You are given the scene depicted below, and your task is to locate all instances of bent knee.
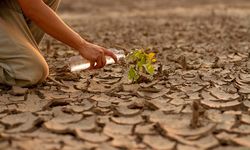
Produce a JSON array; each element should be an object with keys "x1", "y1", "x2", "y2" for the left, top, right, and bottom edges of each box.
[
  {"x1": 15, "y1": 57, "x2": 50, "y2": 86},
  {"x1": 4, "y1": 58, "x2": 49, "y2": 87},
  {"x1": 28, "y1": 59, "x2": 49, "y2": 85}
]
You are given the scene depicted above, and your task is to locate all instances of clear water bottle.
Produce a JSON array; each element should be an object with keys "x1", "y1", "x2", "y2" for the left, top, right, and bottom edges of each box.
[{"x1": 69, "y1": 48, "x2": 125, "y2": 72}]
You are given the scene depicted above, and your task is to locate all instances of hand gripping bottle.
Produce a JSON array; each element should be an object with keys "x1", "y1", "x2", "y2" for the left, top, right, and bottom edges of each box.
[{"x1": 69, "y1": 48, "x2": 125, "y2": 72}]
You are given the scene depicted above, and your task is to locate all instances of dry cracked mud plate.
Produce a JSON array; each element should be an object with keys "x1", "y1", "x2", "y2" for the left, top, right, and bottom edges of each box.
[
  {"x1": 137, "y1": 88, "x2": 169, "y2": 99},
  {"x1": 135, "y1": 123, "x2": 157, "y2": 135},
  {"x1": 235, "y1": 73, "x2": 250, "y2": 94},
  {"x1": 110, "y1": 115, "x2": 144, "y2": 125},
  {"x1": 232, "y1": 135, "x2": 250, "y2": 148},
  {"x1": 201, "y1": 99, "x2": 241, "y2": 110},
  {"x1": 9, "y1": 86, "x2": 28, "y2": 96},
  {"x1": 114, "y1": 105, "x2": 142, "y2": 116},
  {"x1": 208, "y1": 87, "x2": 240, "y2": 101},
  {"x1": 76, "y1": 129, "x2": 110, "y2": 143},
  {"x1": 150, "y1": 111, "x2": 216, "y2": 137},
  {"x1": 169, "y1": 133, "x2": 219, "y2": 149},
  {"x1": 103, "y1": 121, "x2": 133, "y2": 137},
  {"x1": 1, "y1": 112, "x2": 41, "y2": 133},
  {"x1": 111, "y1": 135, "x2": 145, "y2": 149},
  {"x1": 143, "y1": 135, "x2": 176, "y2": 150},
  {"x1": 44, "y1": 115, "x2": 96, "y2": 134}
]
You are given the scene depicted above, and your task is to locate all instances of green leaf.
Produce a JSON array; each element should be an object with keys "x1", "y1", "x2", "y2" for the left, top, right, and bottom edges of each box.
[
  {"x1": 144, "y1": 63, "x2": 155, "y2": 75},
  {"x1": 126, "y1": 48, "x2": 157, "y2": 82},
  {"x1": 137, "y1": 61, "x2": 143, "y2": 68},
  {"x1": 148, "y1": 52, "x2": 155, "y2": 60},
  {"x1": 134, "y1": 50, "x2": 143, "y2": 59},
  {"x1": 128, "y1": 66, "x2": 139, "y2": 81},
  {"x1": 152, "y1": 58, "x2": 157, "y2": 63}
]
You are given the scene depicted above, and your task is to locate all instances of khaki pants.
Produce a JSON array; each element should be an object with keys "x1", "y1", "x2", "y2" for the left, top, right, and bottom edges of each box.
[{"x1": 0, "y1": 0, "x2": 60, "y2": 87}]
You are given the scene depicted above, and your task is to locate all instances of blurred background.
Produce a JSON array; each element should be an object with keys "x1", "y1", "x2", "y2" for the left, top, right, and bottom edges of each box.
[
  {"x1": 55, "y1": 0, "x2": 250, "y2": 50},
  {"x1": 59, "y1": 0, "x2": 250, "y2": 14}
]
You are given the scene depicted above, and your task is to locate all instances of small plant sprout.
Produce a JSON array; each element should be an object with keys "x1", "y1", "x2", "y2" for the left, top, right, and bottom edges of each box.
[{"x1": 127, "y1": 49, "x2": 157, "y2": 83}]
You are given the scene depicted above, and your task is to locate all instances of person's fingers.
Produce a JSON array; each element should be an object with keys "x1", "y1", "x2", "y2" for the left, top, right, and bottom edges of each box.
[
  {"x1": 103, "y1": 48, "x2": 118, "y2": 63},
  {"x1": 102, "y1": 53, "x2": 107, "y2": 66},
  {"x1": 94, "y1": 55, "x2": 105, "y2": 69},
  {"x1": 88, "y1": 61, "x2": 95, "y2": 70}
]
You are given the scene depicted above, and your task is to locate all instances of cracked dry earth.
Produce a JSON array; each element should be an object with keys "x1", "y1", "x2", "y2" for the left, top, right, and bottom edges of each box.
[{"x1": 1, "y1": 0, "x2": 250, "y2": 150}]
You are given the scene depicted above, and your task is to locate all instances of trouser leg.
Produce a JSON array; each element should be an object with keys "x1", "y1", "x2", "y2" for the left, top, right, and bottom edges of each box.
[{"x1": 0, "y1": 0, "x2": 49, "y2": 87}]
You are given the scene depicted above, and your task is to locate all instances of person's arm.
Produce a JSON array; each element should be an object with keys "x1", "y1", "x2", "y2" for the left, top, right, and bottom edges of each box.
[{"x1": 17, "y1": 0, "x2": 117, "y2": 69}]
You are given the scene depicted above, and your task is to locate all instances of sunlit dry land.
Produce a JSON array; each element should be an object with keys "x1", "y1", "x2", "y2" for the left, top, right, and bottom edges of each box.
[{"x1": 1, "y1": 0, "x2": 250, "y2": 149}]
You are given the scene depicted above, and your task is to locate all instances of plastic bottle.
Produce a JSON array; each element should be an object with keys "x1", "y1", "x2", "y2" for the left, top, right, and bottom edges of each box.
[{"x1": 69, "y1": 48, "x2": 125, "y2": 72}]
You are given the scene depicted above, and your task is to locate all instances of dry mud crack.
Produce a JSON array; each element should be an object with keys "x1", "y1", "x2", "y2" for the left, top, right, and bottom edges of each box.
[{"x1": 1, "y1": 0, "x2": 250, "y2": 150}]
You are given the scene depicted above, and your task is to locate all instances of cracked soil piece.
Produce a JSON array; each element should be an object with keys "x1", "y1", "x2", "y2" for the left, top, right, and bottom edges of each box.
[
  {"x1": 91, "y1": 94, "x2": 111, "y2": 102},
  {"x1": 241, "y1": 114, "x2": 250, "y2": 124},
  {"x1": 111, "y1": 135, "x2": 144, "y2": 149},
  {"x1": 201, "y1": 99, "x2": 241, "y2": 110},
  {"x1": 150, "y1": 111, "x2": 216, "y2": 137},
  {"x1": 115, "y1": 105, "x2": 141, "y2": 116},
  {"x1": 9, "y1": 86, "x2": 28, "y2": 96},
  {"x1": 177, "y1": 144, "x2": 200, "y2": 150},
  {"x1": 238, "y1": 73, "x2": 250, "y2": 83},
  {"x1": 170, "y1": 98, "x2": 185, "y2": 106},
  {"x1": 243, "y1": 100, "x2": 250, "y2": 109},
  {"x1": 87, "y1": 80, "x2": 112, "y2": 93},
  {"x1": 231, "y1": 124, "x2": 250, "y2": 134},
  {"x1": 122, "y1": 84, "x2": 140, "y2": 92},
  {"x1": 145, "y1": 99, "x2": 182, "y2": 112},
  {"x1": 103, "y1": 122, "x2": 133, "y2": 137},
  {"x1": 111, "y1": 115, "x2": 144, "y2": 125},
  {"x1": 143, "y1": 135, "x2": 176, "y2": 150},
  {"x1": 135, "y1": 123, "x2": 156, "y2": 135},
  {"x1": 162, "y1": 122, "x2": 216, "y2": 137},
  {"x1": 51, "y1": 113, "x2": 82, "y2": 124},
  {"x1": 180, "y1": 84, "x2": 204, "y2": 94},
  {"x1": 137, "y1": 89, "x2": 169, "y2": 99},
  {"x1": 50, "y1": 107, "x2": 83, "y2": 124},
  {"x1": 232, "y1": 135, "x2": 250, "y2": 148},
  {"x1": 15, "y1": 94, "x2": 50, "y2": 112},
  {"x1": 215, "y1": 132, "x2": 237, "y2": 144},
  {"x1": 1, "y1": 112, "x2": 40, "y2": 133},
  {"x1": 193, "y1": 134, "x2": 219, "y2": 149},
  {"x1": 76, "y1": 129, "x2": 110, "y2": 143},
  {"x1": 96, "y1": 143, "x2": 119, "y2": 150},
  {"x1": 172, "y1": 134, "x2": 219, "y2": 149},
  {"x1": 63, "y1": 105, "x2": 86, "y2": 113},
  {"x1": 15, "y1": 139, "x2": 63, "y2": 150},
  {"x1": 208, "y1": 87, "x2": 240, "y2": 101},
  {"x1": 97, "y1": 101, "x2": 112, "y2": 108},
  {"x1": 205, "y1": 109, "x2": 235, "y2": 124},
  {"x1": 44, "y1": 116, "x2": 96, "y2": 133}
]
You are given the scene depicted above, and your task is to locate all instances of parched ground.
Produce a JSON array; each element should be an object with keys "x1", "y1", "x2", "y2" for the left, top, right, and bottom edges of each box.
[{"x1": 1, "y1": 0, "x2": 250, "y2": 149}]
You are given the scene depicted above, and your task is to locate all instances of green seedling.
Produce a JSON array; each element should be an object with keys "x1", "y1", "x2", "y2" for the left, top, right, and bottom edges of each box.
[{"x1": 127, "y1": 49, "x2": 157, "y2": 83}]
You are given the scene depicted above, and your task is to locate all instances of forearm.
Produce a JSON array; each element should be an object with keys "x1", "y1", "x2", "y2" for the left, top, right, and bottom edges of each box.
[{"x1": 18, "y1": 0, "x2": 86, "y2": 50}]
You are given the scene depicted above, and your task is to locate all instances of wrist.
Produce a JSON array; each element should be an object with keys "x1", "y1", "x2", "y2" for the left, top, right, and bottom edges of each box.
[{"x1": 74, "y1": 35, "x2": 88, "y2": 51}]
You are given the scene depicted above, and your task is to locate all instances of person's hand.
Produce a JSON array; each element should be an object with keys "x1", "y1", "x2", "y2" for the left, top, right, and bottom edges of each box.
[{"x1": 78, "y1": 41, "x2": 118, "y2": 69}]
